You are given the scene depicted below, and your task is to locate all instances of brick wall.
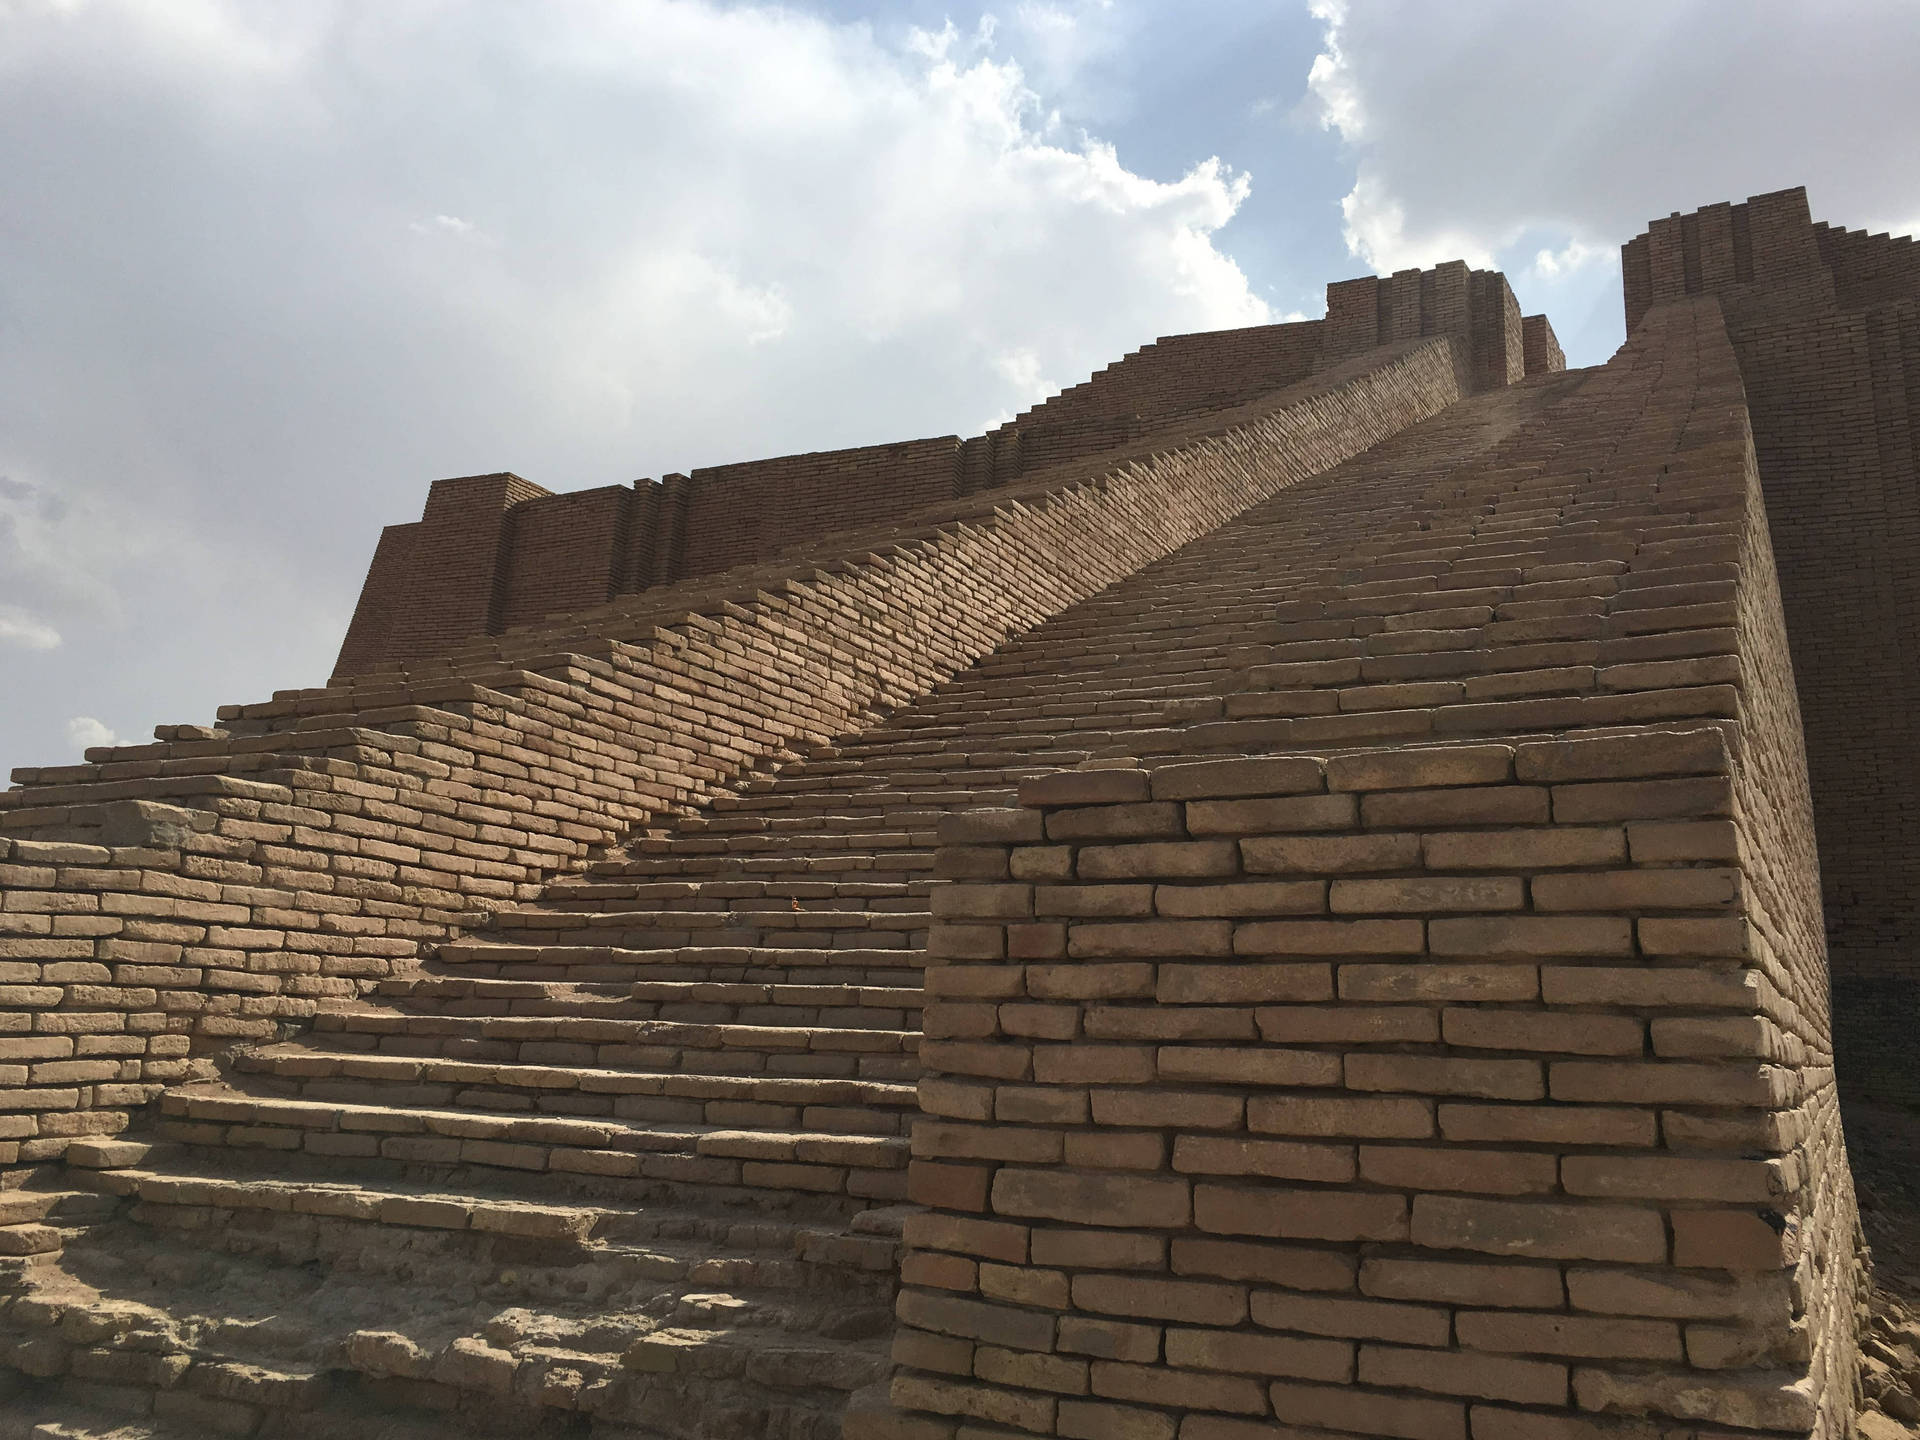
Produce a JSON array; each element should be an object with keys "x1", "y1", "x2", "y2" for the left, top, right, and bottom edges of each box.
[
  {"x1": 1622, "y1": 186, "x2": 1920, "y2": 1103},
  {"x1": 868, "y1": 732, "x2": 1851, "y2": 1440},
  {"x1": 1522, "y1": 315, "x2": 1565, "y2": 377},
  {"x1": 331, "y1": 267, "x2": 1511, "y2": 678},
  {"x1": 495, "y1": 484, "x2": 632, "y2": 631},
  {"x1": 971, "y1": 322, "x2": 1327, "y2": 490},
  {"x1": 2, "y1": 334, "x2": 1475, "y2": 1165},
  {"x1": 855, "y1": 295, "x2": 1863, "y2": 1439},
  {"x1": 676, "y1": 437, "x2": 963, "y2": 579}
]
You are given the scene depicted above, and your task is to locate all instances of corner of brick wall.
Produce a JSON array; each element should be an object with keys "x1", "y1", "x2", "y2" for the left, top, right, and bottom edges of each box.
[{"x1": 863, "y1": 724, "x2": 1857, "y2": 1439}]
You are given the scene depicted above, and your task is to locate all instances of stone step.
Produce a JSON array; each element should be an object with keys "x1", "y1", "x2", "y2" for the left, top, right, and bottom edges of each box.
[
  {"x1": 154, "y1": 1086, "x2": 910, "y2": 1201},
  {"x1": 422, "y1": 942, "x2": 925, "y2": 985},
  {"x1": 422, "y1": 940, "x2": 929, "y2": 990},
  {"x1": 231, "y1": 1046, "x2": 917, "y2": 1134},
  {"x1": 334, "y1": 996, "x2": 919, "y2": 1076}
]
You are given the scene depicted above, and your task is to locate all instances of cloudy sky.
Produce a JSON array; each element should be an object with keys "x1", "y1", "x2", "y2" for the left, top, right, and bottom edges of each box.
[{"x1": 3, "y1": 0, "x2": 1916, "y2": 774}]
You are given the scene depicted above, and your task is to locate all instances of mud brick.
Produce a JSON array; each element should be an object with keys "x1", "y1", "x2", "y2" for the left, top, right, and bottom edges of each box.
[
  {"x1": 905, "y1": 1212, "x2": 1029, "y2": 1264},
  {"x1": 1569, "y1": 1367, "x2": 1815, "y2": 1432},
  {"x1": 1010, "y1": 846, "x2": 1075, "y2": 881},
  {"x1": 1257, "y1": 1005, "x2": 1440, "y2": 1044},
  {"x1": 1236, "y1": 919, "x2": 1424, "y2": 955},
  {"x1": 895, "y1": 1327, "x2": 977, "y2": 1375},
  {"x1": 1514, "y1": 730, "x2": 1727, "y2": 782},
  {"x1": 1530, "y1": 868, "x2": 1740, "y2": 911},
  {"x1": 1020, "y1": 770, "x2": 1151, "y2": 807},
  {"x1": 1250, "y1": 1094, "x2": 1433, "y2": 1139},
  {"x1": 1539, "y1": 964, "x2": 1756, "y2": 1009},
  {"x1": 1250, "y1": 1290, "x2": 1449, "y2": 1347},
  {"x1": 1266, "y1": 1379, "x2": 1466, "y2": 1440},
  {"x1": 1172, "y1": 1135, "x2": 1354, "y2": 1183},
  {"x1": 1437, "y1": 1104, "x2": 1658, "y2": 1147},
  {"x1": 1339, "y1": 964, "x2": 1538, "y2": 1003},
  {"x1": 975, "y1": 1344, "x2": 1088, "y2": 1394},
  {"x1": 933, "y1": 884, "x2": 1033, "y2": 919},
  {"x1": 1087, "y1": 1006, "x2": 1259, "y2": 1041},
  {"x1": 1411, "y1": 1196, "x2": 1666, "y2": 1263},
  {"x1": 943, "y1": 810, "x2": 1046, "y2": 845},
  {"x1": 1057, "y1": 1316, "x2": 1161, "y2": 1364},
  {"x1": 1172, "y1": 1237, "x2": 1356, "y2": 1292},
  {"x1": 1420, "y1": 827, "x2": 1625, "y2": 870},
  {"x1": 1560, "y1": 1155, "x2": 1781, "y2": 1203},
  {"x1": 1242, "y1": 833, "x2": 1421, "y2": 874},
  {"x1": 1194, "y1": 1182, "x2": 1408, "y2": 1242},
  {"x1": 992, "y1": 1169, "x2": 1190, "y2": 1228},
  {"x1": 1159, "y1": 964, "x2": 1332, "y2": 1004},
  {"x1": 1090, "y1": 1359, "x2": 1267, "y2": 1414},
  {"x1": 1028, "y1": 962, "x2": 1155, "y2": 999},
  {"x1": 1327, "y1": 745, "x2": 1513, "y2": 791},
  {"x1": 1092, "y1": 1089, "x2": 1243, "y2": 1130},
  {"x1": 1035, "y1": 883, "x2": 1155, "y2": 918},
  {"x1": 1152, "y1": 758, "x2": 1327, "y2": 802},
  {"x1": 995, "y1": 1085, "x2": 1087, "y2": 1125},
  {"x1": 1455, "y1": 1309, "x2": 1683, "y2": 1361},
  {"x1": 1439, "y1": 1008, "x2": 1643, "y2": 1055},
  {"x1": 909, "y1": 1161, "x2": 991, "y2": 1213},
  {"x1": 1156, "y1": 880, "x2": 1326, "y2": 917},
  {"x1": 1357, "y1": 1145, "x2": 1558, "y2": 1196},
  {"x1": 1362, "y1": 786, "x2": 1548, "y2": 828},
  {"x1": 1187, "y1": 793, "x2": 1355, "y2": 836},
  {"x1": 904, "y1": 1252, "x2": 977, "y2": 1292},
  {"x1": 1031, "y1": 1229, "x2": 1166, "y2": 1272},
  {"x1": 1164, "y1": 1325, "x2": 1354, "y2": 1382},
  {"x1": 1074, "y1": 1275, "x2": 1248, "y2": 1327},
  {"x1": 1548, "y1": 1060, "x2": 1767, "y2": 1107},
  {"x1": 1080, "y1": 842, "x2": 1239, "y2": 880},
  {"x1": 939, "y1": 845, "x2": 1014, "y2": 881},
  {"x1": 896, "y1": 1290, "x2": 1057, "y2": 1352},
  {"x1": 1331, "y1": 876, "x2": 1525, "y2": 913},
  {"x1": 1360, "y1": 1257, "x2": 1564, "y2": 1309},
  {"x1": 1635, "y1": 917, "x2": 1752, "y2": 957},
  {"x1": 1034, "y1": 1043, "x2": 1153, "y2": 1084},
  {"x1": 1669, "y1": 1210, "x2": 1793, "y2": 1270},
  {"x1": 916, "y1": 1121, "x2": 1062, "y2": 1164},
  {"x1": 1056, "y1": 1399, "x2": 1176, "y2": 1440},
  {"x1": 1071, "y1": 920, "x2": 1232, "y2": 959},
  {"x1": 1157, "y1": 1045, "x2": 1342, "y2": 1086},
  {"x1": 1429, "y1": 915, "x2": 1632, "y2": 957},
  {"x1": 890, "y1": 1371, "x2": 1055, "y2": 1431},
  {"x1": 1347, "y1": 1053, "x2": 1543, "y2": 1100},
  {"x1": 1548, "y1": 777, "x2": 1731, "y2": 823},
  {"x1": 1564, "y1": 1266, "x2": 1790, "y2": 1321},
  {"x1": 1359, "y1": 1344, "x2": 1567, "y2": 1406},
  {"x1": 1624, "y1": 818, "x2": 1739, "y2": 862},
  {"x1": 1048, "y1": 803, "x2": 1185, "y2": 842}
]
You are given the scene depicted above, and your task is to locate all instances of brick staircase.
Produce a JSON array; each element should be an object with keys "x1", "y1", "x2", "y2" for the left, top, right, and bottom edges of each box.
[
  {"x1": 1, "y1": 297, "x2": 1789, "y2": 1438},
  {"x1": 0, "y1": 356, "x2": 1598, "y2": 1436}
]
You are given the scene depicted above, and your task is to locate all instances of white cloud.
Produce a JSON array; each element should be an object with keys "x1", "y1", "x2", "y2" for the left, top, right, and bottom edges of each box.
[
  {"x1": 0, "y1": 606, "x2": 61, "y2": 651},
  {"x1": 65, "y1": 715, "x2": 121, "y2": 752},
  {"x1": 0, "y1": 0, "x2": 1273, "y2": 771},
  {"x1": 1529, "y1": 238, "x2": 1612, "y2": 284},
  {"x1": 1299, "y1": 0, "x2": 1920, "y2": 358}
]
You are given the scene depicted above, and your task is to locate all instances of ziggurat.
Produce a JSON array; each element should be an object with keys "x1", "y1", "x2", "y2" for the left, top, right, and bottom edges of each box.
[{"x1": 0, "y1": 184, "x2": 1915, "y2": 1439}]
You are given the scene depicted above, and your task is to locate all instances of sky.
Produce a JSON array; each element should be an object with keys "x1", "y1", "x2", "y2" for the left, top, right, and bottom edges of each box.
[{"x1": 3, "y1": 0, "x2": 1917, "y2": 774}]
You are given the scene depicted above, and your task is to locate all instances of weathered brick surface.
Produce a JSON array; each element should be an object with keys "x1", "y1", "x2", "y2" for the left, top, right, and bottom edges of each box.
[
  {"x1": 880, "y1": 293, "x2": 1863, "y2": 1440},
  {"x1": 0, "y1": 204, "x2": 1892, "y2": 1439},
  {"x1": 1625, "y1": 185, "x2": 1920, "y2": 1106}
]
